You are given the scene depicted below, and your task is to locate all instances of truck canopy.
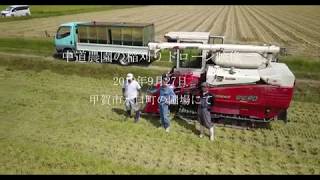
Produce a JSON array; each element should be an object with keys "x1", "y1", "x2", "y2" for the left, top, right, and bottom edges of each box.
[{"x1": 77, "y1": 22, "x2": 155, "y2": 47}]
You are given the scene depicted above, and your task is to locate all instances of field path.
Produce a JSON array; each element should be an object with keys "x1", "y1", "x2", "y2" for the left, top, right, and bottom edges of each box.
[{"x1": 0, "y1": 52, "x2": 171, "y2": 71}]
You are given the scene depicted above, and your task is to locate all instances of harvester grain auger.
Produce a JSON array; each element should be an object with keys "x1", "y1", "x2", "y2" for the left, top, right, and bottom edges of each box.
[{"x1": 144, "y1": 39, "x2": 295, "y2": 128}]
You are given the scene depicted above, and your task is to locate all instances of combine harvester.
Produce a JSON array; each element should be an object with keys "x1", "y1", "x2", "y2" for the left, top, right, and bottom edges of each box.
[
  {"x1": 144, "y1": 32, "x2": 295, "y2": 128},
  {"x1": 54, "y1": 22, "x2": 295, "y2": 127}
]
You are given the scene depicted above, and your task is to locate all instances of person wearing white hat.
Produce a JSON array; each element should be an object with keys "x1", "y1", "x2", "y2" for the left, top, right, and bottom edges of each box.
[{"x1": 122, "y1": 73, "x2": 141, "y2": 122}]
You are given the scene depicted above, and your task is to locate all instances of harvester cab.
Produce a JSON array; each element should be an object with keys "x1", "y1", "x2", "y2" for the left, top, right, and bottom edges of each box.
[{"x1": 164, "y1": 31, "x2": 224, "y2": 44}]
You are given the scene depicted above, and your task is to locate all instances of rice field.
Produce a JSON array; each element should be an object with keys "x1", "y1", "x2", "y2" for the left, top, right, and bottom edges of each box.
[
  {"x1": 0, "y1": 55, "x2": 319, "y2": 174},
  {"x1": 0, "y1": 5, "x2": 320, "y2": 174},
  {"x1": 0, "y1": 5, "x2": 319, "y2": 56}
]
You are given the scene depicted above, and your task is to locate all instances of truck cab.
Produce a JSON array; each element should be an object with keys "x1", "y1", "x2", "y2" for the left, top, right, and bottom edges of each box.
[{"x1": 54, "y1": 22, "x2": 81, "y2": 55}]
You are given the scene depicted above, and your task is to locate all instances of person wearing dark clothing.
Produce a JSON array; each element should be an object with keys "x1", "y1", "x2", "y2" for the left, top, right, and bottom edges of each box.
[{"x1": 197, "y1": 82, "x2": 215, "y2": 141}]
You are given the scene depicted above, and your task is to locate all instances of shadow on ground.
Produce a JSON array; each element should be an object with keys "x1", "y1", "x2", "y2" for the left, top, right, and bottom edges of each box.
[
  {"x1": 111, "y1": 107, "x2": 160, "y2": 127},
  {"x1": 112, "y1": 107, "x2": 199, "y2": 135},
  {"x1": 173, "y1": 115, "x2": 199, "y2": 135}
]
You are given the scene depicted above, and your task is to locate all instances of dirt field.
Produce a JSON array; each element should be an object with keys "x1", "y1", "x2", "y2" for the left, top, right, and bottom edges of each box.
[{"x1": 0, "y1": 5, "x2": 319, "y2": 56}]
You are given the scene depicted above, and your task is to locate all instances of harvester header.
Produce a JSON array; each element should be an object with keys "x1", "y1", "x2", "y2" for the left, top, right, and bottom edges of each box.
[{"x1": 148, "y1": 42, "x2": 280, "y2": 54}]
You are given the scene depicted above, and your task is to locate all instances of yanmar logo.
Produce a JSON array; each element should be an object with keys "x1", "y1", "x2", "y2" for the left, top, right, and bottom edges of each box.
[
  {"x1": 236, "y1": 95, "x2": 258, "y2": 102},
  {"x1": 214, "y1": 94, "x2": 231, "y2": 99}
]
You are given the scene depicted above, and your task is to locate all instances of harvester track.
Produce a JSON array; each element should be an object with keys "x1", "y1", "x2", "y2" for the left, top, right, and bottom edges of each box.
[{"x1": 176, "y1": 108, "x2": 271, "y2": 129}]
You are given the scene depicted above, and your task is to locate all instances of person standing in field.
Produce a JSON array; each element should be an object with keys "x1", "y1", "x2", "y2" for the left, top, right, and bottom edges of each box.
[
  {"x1": 159, "y1": 74, "x2": 177, "y2": 133},
  {"x1": 198, "y1": 82, "x2": 215, "y2": 141},
  {"x1": 122, "y1": 73, "x2": 141, "y2": 123},
  {"x1": 149, "y1": 74, "x2": 176, "y2": 132}
]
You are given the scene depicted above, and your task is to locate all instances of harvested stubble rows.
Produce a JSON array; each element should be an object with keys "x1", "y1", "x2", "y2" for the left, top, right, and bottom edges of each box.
[{"x1": 0, "y1": 5, "x2": 319, "y2": 56}]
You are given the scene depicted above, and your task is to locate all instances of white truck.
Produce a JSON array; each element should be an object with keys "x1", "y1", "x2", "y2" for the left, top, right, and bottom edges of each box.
[
  {"x1": 54, "y1": 21, "x2": 156, "y2": 65},
  {"x1": 54, "y1": 21, "x2": 225, "y2": 65}
]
